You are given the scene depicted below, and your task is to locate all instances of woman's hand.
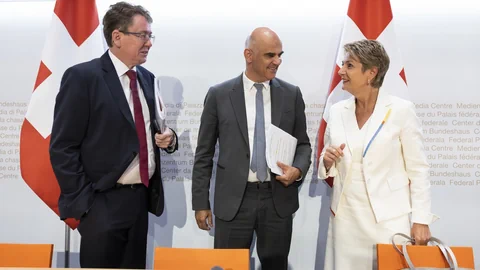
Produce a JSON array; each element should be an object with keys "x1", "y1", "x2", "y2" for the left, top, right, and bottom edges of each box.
[
  {"x1": 411, "y1": 223, "x2": 431, "y2": 245},
  {"x1": 323, "y1": 143, "x2": 346, "y2": 171}
]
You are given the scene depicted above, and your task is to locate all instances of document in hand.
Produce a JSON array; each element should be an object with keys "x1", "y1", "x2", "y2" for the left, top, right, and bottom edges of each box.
[
  {"x1": 266, "y1": 125, "x2": 297, "y2": 175},
  {"x1": 154, "y1": 77, "x2": 167, "y2": 133}
]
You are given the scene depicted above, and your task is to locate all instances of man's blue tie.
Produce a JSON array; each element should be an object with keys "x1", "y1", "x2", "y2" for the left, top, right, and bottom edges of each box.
[{"x1": 250, "y1": 83, "x2": 268, "y2": 182}]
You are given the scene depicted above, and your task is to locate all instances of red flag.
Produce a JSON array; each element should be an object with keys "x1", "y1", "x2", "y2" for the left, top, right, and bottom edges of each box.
[
  {"x1": 316, "y1": 0, "x2": 409, "y2": 187},
  {"x1": 20, "y1": 0, "x2": 104, "y2": 229}
]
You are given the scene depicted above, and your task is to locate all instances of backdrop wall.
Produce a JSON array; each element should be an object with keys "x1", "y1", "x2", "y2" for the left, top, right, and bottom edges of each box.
[{"x1": 1, "y1": 0, "x2": 479, "y2": 269}]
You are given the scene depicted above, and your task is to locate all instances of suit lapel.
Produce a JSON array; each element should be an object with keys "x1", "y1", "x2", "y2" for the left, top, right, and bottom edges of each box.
[
  {"x1": 341, "y1": 97, "x2": 356, "y2": 156},
  {"x1": 362, "y1": 91, "x2": 392, "y2": 157},
  {"x1": 137, "y1": 68, "x2": 154, "y2": 115},
  {"x1": 101, "y1": 52, "x2": 135, "y2": 129},
  {"x1": 229, "y1": 75, "x2": 249, "y2": 147},
  {"x1": 270, "y1": 78, "x2": 284, "y2": 127}
]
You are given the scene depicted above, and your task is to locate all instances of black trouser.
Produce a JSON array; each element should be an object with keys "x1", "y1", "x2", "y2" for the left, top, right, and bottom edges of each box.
[
  {"x1": 214, "y1": 182, "x2": 293, "y2": 270},
  {"x1": 77, "y1": 184, "x2": 148, "y2": 269}
]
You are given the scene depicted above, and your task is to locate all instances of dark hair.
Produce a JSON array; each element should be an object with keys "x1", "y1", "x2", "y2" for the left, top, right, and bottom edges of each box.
[{"x1": 103, "y1": 1, "x2": 153, "y2": 47}]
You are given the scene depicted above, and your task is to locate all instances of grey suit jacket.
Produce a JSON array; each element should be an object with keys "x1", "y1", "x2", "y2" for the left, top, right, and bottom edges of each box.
[{"x1": 192, "y1": 74, "x2": 311, "y2": 221}]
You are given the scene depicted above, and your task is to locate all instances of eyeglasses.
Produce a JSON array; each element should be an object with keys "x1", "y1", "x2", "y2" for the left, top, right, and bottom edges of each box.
[{"x1": 120, "y1": 31, "x2": 155, "y2": 44}]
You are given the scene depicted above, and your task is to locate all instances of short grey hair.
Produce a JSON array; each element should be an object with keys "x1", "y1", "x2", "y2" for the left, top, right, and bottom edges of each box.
[{"x1": 343, "y1": 39, "x2": 390, "y2": 88}]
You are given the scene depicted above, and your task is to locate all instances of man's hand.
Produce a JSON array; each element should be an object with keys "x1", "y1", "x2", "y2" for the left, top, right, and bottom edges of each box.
[
  {"x1": 195, "y1": 210, "x2": 213, "y2": 231},
  {"x1": 155, "y1": 128, "x2": 174, "y2": 149},
  {"x1": 411, "y1": 223, "x2": 431, "y2": 245},
  {"x1": 275, "y1": 162, "x2": 301, "y2": 187}
]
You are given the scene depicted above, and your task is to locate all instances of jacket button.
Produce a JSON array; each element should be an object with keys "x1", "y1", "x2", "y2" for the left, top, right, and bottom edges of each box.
[{"x1": 246, "y1": 153, "x2": 250, "y2": 158}]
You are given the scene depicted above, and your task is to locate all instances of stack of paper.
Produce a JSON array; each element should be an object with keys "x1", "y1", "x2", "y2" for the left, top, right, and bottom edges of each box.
[
  {"x1": 154, "y1": 77, "x2": 167, "y2": 133},
  {"x1": 266, "y1": 125, "x2": 297, "y2": 175}
]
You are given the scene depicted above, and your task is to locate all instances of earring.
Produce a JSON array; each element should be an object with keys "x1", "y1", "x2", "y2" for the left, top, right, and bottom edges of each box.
[{"x1": 367, "y1": 79, "x2": 371, "y2": 85}]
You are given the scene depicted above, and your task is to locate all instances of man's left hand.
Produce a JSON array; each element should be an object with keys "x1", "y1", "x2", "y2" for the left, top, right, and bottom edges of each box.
[
  {"x1": 411, "y1": 223, "x2": 431, "y2": 245},
  {"x1": 155, "y1": 128, "x2": 174, "y2": 149},
  {"x1": 275, "y1": 162, "x2": 301, "y2": 187}
]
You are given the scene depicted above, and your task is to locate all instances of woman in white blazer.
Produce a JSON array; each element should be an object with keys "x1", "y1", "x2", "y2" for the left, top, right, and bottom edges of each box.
[{"x1": 319, "y1": 39, "x2": 438, "y2": 270}]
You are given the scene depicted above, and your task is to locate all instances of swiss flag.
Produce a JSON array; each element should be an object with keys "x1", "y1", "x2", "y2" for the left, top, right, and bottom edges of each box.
[
  {"x1": 316, "y1": 0, "x2": 409, "y2": 187},
  {"x1": 19, "y1": 0, "x2": 105, "y2": 229}
]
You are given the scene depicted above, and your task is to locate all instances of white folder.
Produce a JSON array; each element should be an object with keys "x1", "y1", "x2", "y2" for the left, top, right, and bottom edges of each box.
[{"x1": 153, "y1": 77, "x2": 167, "y2": 133}]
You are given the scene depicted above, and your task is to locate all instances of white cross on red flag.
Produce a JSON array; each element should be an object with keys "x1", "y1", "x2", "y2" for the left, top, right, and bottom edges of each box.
[
  {"x1": 316, "y1": 0, "x2": 409, "y2": 187},
  {"x1": 19, "y1": 0, "x2": 105, "y2": 229}
]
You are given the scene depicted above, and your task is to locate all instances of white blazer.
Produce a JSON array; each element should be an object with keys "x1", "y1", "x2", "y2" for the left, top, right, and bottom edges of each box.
[{"x1": 318, "y1": 91, "x2": 438, "y2": 224}]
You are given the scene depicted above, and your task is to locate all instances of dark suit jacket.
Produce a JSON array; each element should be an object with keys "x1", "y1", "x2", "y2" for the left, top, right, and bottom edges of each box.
[
  {"x1": 49, "y1": 51, "x2": 177, "y2": 220},
  {"x1": 192, "y1": 74, "x2": 312, "y2": 221}
]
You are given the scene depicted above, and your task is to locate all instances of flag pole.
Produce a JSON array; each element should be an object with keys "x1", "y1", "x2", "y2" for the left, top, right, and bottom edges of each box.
[{"x1": 64, "y1": 224, "x2": 71, "y2": 268}]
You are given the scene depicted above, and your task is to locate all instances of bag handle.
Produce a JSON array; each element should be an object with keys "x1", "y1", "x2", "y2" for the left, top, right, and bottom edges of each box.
[
  {"x1": 429, "y1": 237, "x2": 459, "y2": 269},
  {"x1": 391, "y1": 233, "x2": 458, "y2": 270},
  {"x1": 391, "y1": 233, "x2": 416, "y2": 269},
  {"x1": 392, "y1": 233, "x2": 413, "y2": 256}
]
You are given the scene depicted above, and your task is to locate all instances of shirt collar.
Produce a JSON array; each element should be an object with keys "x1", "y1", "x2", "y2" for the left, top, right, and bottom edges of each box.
[
  {"x1": 242, "y1": 72, "x2": 269, "y2": 91},
  {"x1": 108, "y1": 50, "x2": 137, "y2": 77}
]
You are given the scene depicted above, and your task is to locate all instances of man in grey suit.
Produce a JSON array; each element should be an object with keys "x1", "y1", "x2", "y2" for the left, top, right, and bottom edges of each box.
[{"x1": 192, "y1": 27, "x2": 311, "y2": 270}]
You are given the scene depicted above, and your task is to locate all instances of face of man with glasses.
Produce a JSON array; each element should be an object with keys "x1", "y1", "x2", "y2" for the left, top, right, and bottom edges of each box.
[{"x1": 115, "y1": 14, "x2": 155, "y2": 68}]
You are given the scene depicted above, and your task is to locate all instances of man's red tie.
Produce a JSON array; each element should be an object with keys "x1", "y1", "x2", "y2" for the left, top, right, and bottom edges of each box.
[{"x1": 126, "y1": 70, "x2": 149, "y2": 187}]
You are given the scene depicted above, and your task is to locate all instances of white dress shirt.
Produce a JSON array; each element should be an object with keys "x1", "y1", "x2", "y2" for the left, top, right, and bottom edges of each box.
[
  {"x1": 243, "y1": 72, "x2": 272, "y2": 182},
  {"x1": 109, "y1": 50, "x2": 156, "y2": 185}
]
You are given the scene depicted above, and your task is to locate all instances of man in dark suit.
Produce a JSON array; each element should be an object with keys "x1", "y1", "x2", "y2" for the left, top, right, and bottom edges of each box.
[
  {"x1": 49, "y1": 2, "x2": 177, "y2": 269},
  {"x1": 192, "y1": 27, "x2": 311, "y2": 270}
]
